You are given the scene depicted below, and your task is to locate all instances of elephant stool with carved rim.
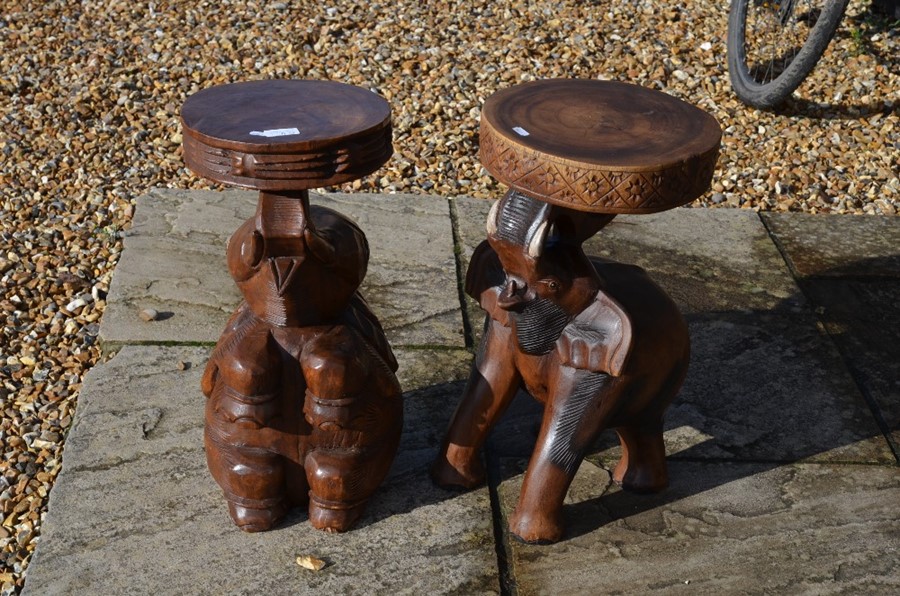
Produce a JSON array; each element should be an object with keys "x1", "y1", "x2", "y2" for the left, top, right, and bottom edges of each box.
[
  {"x1": 181, "y1": 80, "x2": 402, "y2": 534},
  {"x1": 432, "y1": 79, "x2": 721, "y2": 544}
]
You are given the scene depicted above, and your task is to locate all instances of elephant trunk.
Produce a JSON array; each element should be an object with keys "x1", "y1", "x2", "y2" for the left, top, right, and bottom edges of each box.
[{"x1": 497, "y1": 277, "x2": 532, "y2": 311}]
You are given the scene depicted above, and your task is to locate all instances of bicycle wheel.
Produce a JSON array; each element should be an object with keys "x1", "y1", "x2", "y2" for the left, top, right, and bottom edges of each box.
[{"x1": 727, "y1": 0, "x2": 849, "y2": 109}]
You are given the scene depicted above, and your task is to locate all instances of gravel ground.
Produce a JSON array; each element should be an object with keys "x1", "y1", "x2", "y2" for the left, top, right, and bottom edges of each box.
[{"x1": 0, "y1": 0, "x2": 897, "y2": 591}]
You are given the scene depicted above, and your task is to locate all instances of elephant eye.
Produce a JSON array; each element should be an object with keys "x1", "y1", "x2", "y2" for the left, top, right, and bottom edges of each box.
[{"x1": 545, "y1": 279, "x2": 560, "y2": 292}]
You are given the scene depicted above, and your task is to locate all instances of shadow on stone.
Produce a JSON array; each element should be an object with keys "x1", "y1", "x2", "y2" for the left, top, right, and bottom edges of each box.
[{"x1": 469, "y1": 254, "x2": 898, "y2": 545}]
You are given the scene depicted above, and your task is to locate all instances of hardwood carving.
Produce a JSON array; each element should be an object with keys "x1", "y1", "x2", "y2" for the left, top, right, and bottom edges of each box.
[
  {"x1": 182, "y1": 80, "x2": 401, "y2": 533},
  {"x1": 433, "y1": 80, "x2": 721, "y2": 544},
  {"x1": 478, "y1": 79, "x2": 721, "y2": 214}
]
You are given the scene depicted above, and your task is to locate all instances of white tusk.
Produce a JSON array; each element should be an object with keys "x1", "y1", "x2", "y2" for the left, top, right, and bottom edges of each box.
[
  {"x1": 486, "y1": 199, "x2": 501, "y2": 236},
  {"x1": 527, "y1": 221, "x2": 549, "y2": 258}
]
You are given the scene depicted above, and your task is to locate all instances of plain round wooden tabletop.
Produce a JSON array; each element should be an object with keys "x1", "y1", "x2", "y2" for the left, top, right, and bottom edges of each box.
[
  {"x1": 479, "y1": 79, "x2": 721, "y2": 214},
  {"x1": 181, "y1": 80, "x2": 392, "y2": 191}
]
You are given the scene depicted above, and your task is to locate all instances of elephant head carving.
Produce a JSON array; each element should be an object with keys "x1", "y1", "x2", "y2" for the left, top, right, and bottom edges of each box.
[
  {"x1": 226, "y1": 192, "x2": 369, "y2": 327},
  {"x1": 467, "y1": 190, "x2": 632, "y2": 375}
]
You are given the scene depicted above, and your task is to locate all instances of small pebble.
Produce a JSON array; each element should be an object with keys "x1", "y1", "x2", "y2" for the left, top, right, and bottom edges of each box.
[
  {"x1": 139, "y1": 308, "x2": 160, "y2": 322},
  {"x1": 296, "y1": 555, "x2": 327, "y2": 571},
  {"x1": 176, "y1": 360, "x2": 190, "y2": 371}
]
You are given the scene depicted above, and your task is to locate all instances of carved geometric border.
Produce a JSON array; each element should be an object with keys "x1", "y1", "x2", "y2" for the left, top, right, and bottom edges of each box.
[{"x1": 479, "y1": 124, "x2": 720, "y2": 214}]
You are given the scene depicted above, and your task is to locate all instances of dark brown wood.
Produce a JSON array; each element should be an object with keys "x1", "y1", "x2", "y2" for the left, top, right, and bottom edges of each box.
[
  {"x1": 434, "y1": 80, "x2": 720, "y2": 544},
  {"x1": 479, "y1": 79, "x2": 721, "y2": 214},
  {"x1": 182, "y1": 81, "x2": 401, "y2": 533},
  {"x1": 182, "y1": 80, "x2": 392, "y2": 191}
]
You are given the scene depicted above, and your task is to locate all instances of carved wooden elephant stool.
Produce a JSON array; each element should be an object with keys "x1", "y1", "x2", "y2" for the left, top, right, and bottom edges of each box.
[
  {"x1": 181, "y1": 80, "x2": 402, "y2": 533},
  {"x1": 432, "y1": 80, "x2": 721, "y2": 544}
]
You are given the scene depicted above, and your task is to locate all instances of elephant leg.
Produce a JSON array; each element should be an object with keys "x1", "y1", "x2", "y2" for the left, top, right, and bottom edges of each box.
[
  {"x1": 304, "y1": 449, "x2": 372, "y2": 533},
  {"x1": 300, "y1": 326, "x2": 403, "y2": 533},
  {"x1": 613, "y1": 360, "x2": 687, "y2": 493},
  {"x1": 204, "y1": 369, "x2": 288, "y2": 532},
  {"x1": 205, "y1": 427, "x2": 288, "y2": 532},
  {"x1": 205, "y1": 321, "x2": 289, "y2": 531},
  {"x1": 510, "y1": 370, "x2": 617, "y2": 544},
  {"x1": 302, "y1": 391, "x2": 403, "y2": 533},
  {"x1": 432, "y1": 319, "x2": 522, "y2": 489},
  {"x1": 613, "y1": 415, "x2": 668, "y2": 493}
]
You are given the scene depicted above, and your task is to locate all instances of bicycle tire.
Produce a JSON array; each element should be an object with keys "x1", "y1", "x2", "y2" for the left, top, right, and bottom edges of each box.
[{"x1": 727, "y1": 0, "x2": 849, "y2": 109}]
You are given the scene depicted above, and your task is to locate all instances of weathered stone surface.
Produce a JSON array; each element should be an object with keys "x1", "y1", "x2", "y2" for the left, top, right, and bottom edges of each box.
[
  {"x1": 803, "y1": 280, "x2": 900, "y2": 454},
  {"x1": 100, "y1": 189, "x2": 464, "y2": 349},
  {"x1": 497, "y1": 458, "x2": 900, "y2": 595},
  {"x1": 761, "y1": 212, "x2": 900, "y2": 459},
  {"x1": 666, "y1": 311, "x2": 894, "y2": 464},
  {"x1": 583, "y1": 209, "x2": 802, "y2": 314},
  {"x1": 762, "y1": 212, "x2": 900, "y2": 278},
  {"x1": 24, "y1": 345, "x2": 496, "y2": 596},
  {"x1": 98, "y1": 189, "x2": 250, "y2": 347}
]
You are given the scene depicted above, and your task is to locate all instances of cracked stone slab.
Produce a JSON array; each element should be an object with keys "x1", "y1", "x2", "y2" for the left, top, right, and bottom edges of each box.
[
  {"x1": 761, "y1": 212, "x2": 900, "y2": 279},
  {"x1": 496, "y1": 458, "x2": 900, "y2": 595},
  {"x1": 24, "y1": 345, "x2": 496, "y2": 595},
  {"x1": 760, "y1": 213, "x2": 900, "y2": 459},
  {"x1": 802, "y1": 279, "x2": 900, "y2": 457},
  {"x1": 100, "y1": 188, "x2": 464, "y2": 349}
]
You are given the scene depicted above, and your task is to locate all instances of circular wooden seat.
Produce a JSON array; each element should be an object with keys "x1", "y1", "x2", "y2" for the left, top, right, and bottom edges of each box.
[
  {"x1": 479, "y1": 79, "x2": 721, "y2": 214},
  {"x1": 181, "y1": 80, "x2": 392, "y2": 191}
]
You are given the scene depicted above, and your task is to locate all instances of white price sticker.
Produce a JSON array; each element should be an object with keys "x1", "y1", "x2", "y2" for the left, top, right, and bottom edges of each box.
[{"x1": 249, "y1": 127, "x2": 301, "y2": 138}]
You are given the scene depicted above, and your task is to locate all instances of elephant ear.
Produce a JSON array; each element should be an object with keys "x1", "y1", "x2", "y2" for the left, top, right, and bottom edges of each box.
[
  {"x1": 556, "y1": 291, "x2": 632, "y2": 376},
  {"x1": 464, "y1": 240, "x2": 511, "y2": 327}
]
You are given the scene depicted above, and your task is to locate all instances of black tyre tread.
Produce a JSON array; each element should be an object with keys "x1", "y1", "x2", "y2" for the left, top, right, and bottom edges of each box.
[{"x1": 727, "y1": 0, "x2": 849, "y2": 109}]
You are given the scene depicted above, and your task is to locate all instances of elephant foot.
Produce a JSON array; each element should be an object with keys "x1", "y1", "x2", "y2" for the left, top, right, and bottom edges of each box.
[
  {"x1": 613, "y1": 457, "x2": 668, "y2": 494},
  {"x1": 614, "y1": 423, "x2": 669, "y2": 493},
  {"x1": 308, "y1": 497, "x2": 366, "y2": 533},
  {"x1": 227, "y1": 500, "x2": 288, "y2": 533},
  {"x1": 508, "y1": 507, "x2": 563, "y2": 545},
  {"x1": 431, "y1": 445, "x2": 486, "y2": 490}
]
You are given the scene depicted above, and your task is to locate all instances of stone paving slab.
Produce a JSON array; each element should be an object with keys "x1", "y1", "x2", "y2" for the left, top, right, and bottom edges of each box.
[
  {"x1": 495, "y1": 457, "x2": 900, "y2": 595},
  {"x1": 803, "y1": 280, "x2": 900, "y2": 452},
  {"x1": 762, "y1": 211, "x2": 900, "y2": 458},
  {"x1": 23, "y1": 345, "x2": 497, "y2": 596},
  {"x1": 100, "y1": 189, "x2": 463, "y2": 349},
  {"x1": 762, "y1": 212, "x2": 900, "y2": 278},
  {"x1": 32, "y1": 190, "x2": 900, "y2": 595}
]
